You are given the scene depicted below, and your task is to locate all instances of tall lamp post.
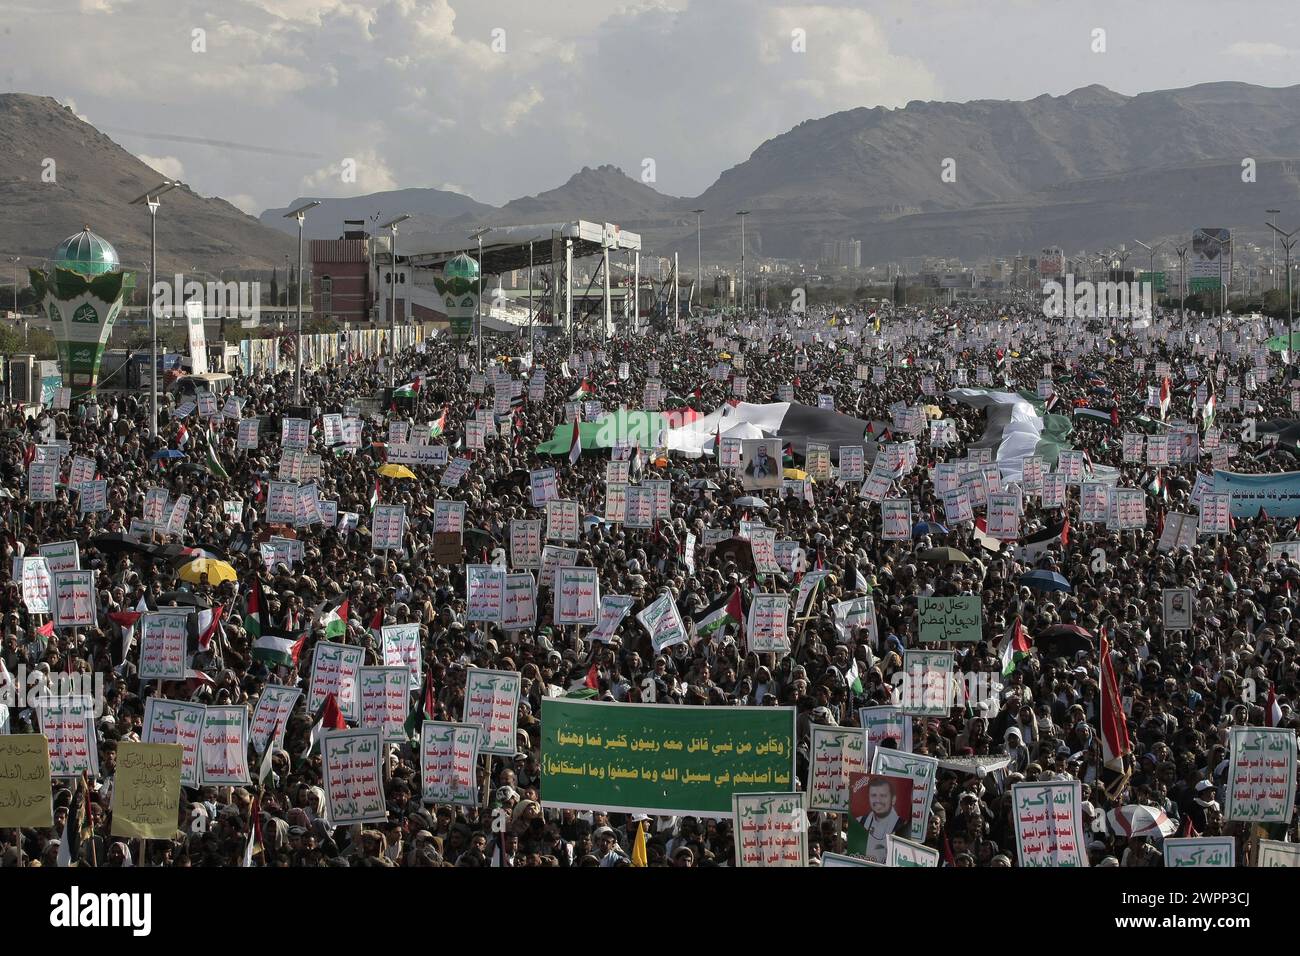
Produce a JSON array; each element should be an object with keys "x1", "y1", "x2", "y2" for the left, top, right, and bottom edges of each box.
[
  {"x1": 1203, "y1": 233, "x2": 1230, "y2": 327},
  {"x1": 1266, "y1": 221, "x2": 1298, "y2": 359},
  {"x1": 1175, "y1": 245, "x2": 1188, "y2": 322},
  {"x1": 283, "y1": 200, "x2": 321, "y2": 405},
  {"x1": 470, "y1": 226, "x2": 491, "y2": 370},
  {"x1": 380, "y1": 214, "x2": 412, "y2": 388},
  {"x1": 736, "y1": 210, "x2": 750, "y2": 313},
  {"x1": 1133, "y1": 239, "x2": 1163, "y2": 307},
  {"x1": 1268, "y1": 209, "x2": 1282, "y2": 292},
  {"x1": 129, "y1": 179, "x2": 180, "y2": 439},
  {"x1": 692, "y1": 208, "x2": 704, "y2": 313}
]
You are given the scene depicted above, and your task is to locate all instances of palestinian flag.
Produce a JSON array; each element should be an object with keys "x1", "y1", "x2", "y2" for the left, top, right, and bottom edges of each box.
[
  {"x1": 997, "y1": 616, "x2": 1032, "y2": 676},
  {"x1": 1014, "y1": 518, "x2": 1069, "y2": 562},
  {"x1": 320, "y1": 598, "x2": 348, "y2": 639},
  {"x1": 243, "y1": 578, "x2": 267, "y2": 639},
  {"x1": 203, "y1": 426, "x2": 230, "y2": 480},
  {"x1": 1146, "y1": 470, "x2": 1166, "y2": 501},
  {"x1": 567, "y1": 419, "x2": 582, "y2": 466},
  {"x1": 692, "y1": 587, "x2": 743, "y2": 637},
  {"x1": 370, "y1": 606, "x2": 385, "y2": 640},
  {"x1": 1202, "y1": 392, "x2": 1217, "y2": 430},
  {"x1": 252, "y1": 631, "x2": 306, "y2": 668},
  {"x1": 569, "y1": 379, "x2": 594, "y2": 401},
  {"x1": 429, "y1": 408, "x2": 447, "y2": 439},
  {"x1": 303, "y1": 693, "x2": 348, "y2": 758},
  {"x1": 176, "y1": 423, "x2": 190, "y2": 449},
  {"x1": 1158, "y1": 376, "x2": 1171, "y2": 420},
  {"x1": 395, "y1": 380, "x2": 421, "y2": 400}
]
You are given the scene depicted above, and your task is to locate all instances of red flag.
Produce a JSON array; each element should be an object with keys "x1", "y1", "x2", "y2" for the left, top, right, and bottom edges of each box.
[
  {"x1": 584, "y1": 663, "x2": 599, "y2": 690},
  {"x1": 1266, "y1": 686, "x2": 1282, "y2": 727},
  {"x1": 1060, "y1": 518, "x2": 1071, "y2": 548},
  {"x1": 320, "y1": 693, "x2": 347, "y2": 731},
  {"x1": 568, "y1": 419, "x2": 582, "y2": 466},
  {"x1": 1099, "y1": 630, "x2": 1131, "y2": 773},
  {"x1": 1180, "y1": 813, "x2": 1199, "y2": 838}
]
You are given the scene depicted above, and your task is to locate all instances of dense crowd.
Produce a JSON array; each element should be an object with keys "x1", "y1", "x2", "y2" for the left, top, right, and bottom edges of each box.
[{"x1": 1, "y1": 298, "x2": 1297, "y2": 868}]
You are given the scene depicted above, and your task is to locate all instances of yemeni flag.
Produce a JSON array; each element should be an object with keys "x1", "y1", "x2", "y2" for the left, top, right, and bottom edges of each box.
[
  {"x1": 429, "y1": 408, "x2": 447, "y2": 439},
  {"x1": 567, "y1": 419, "x2": 582, "y2": 466},
  {"x1": 319, "y1": 597, "x2": 349, "y2": 639},
  {"x1": 692, "y1": 587, "x2": 744, "y2": 638},
  {"x1": 243, "y1": 578, "x2": 267, "y2": 640},
  {"x1": 370, "y1": 606, "x2": 385, "y2": 640},
  {"x1": 203, "y1": 426, "x2": 230, "y2": 480},
  {"x1": 1158, "y1": 376, "x2": 1171, "y2": 420},
  {"x1": 1266, "y1": 685, "x2": 1283, "y2": 727},
  {"x1": 191, "y1": 605, "x2": 225, "y2": 653},
  {"x1": 1099, "y1": 630, "x2": 1132, "y2": 773},
  {"x1": 303, "y1": 692, "x2": 348, "y2": 758},
  {"x1": 1014, "y1": 518, "x2": 1069, "y2": 562},
  {"x1": 252, "y1": 631, "x2": 307, "y2": 668},
  {"x1": 569, "y1": 379, "x2": 594, "y2": 401},
  {"x1": 370, "y1": 477, "x2": 381, "y2": 512},
  {"x1": 176, "y1": 423, "x2": 190, "y2": 449},
  {"x1": 997, "y1": 616, "x2": 1032, "y2": 677},
  {"x1": 108, "y1": 608, "x2": 143, "y2": 662},
  {"x1": 1202, "y1": 391, "x2": 1217, "y2": 431},
  {"x1": 404, "y1": 673, "x2": 435, "y2": 740},
  {"x1": 394, "y1": 380, "x2": 421, "y2": 400}
]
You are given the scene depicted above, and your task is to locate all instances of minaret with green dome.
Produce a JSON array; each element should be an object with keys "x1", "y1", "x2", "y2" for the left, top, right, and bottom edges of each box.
[
  {"x1": 433, "y1": 252, "x2": 481, "y2": 338},
  {"x1": 28, "y1": 226, "x2": 132, "y2": 398}
]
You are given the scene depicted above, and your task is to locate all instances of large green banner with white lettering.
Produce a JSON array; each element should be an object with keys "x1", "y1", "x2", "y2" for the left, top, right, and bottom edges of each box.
[{"x1": 540, "y1": 699, "x2": 796, "y2": 816}]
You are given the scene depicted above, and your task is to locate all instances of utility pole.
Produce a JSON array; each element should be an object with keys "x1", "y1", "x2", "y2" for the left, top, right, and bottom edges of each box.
[
  {"x1": 283, "y1": 200, "x2": 320, "y2": 405},
  {"x1": 736, "y1": 210, "x2": 750, "y2": 314},
  {"x1": 129, "y1": 179, "x2": 179, "y2": 439},
  {"x1": 692, "y1": 208, "x2": 704, "y2": 314},
  {"x1": 380, "y1": 214, "x2": 412, "y2": 388},
  {"x1": 1267, "y1": 221, "x2": 1298, "y2": 359}
]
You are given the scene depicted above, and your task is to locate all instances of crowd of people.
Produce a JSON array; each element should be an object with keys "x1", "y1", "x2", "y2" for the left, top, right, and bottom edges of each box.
[{"x1": 1, "y1": 296, "x2": 1297, "y2": 868}]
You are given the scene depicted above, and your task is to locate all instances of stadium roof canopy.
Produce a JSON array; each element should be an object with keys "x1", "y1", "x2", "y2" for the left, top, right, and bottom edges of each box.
[{"x1": 400, "y1": 220, "x2": 641, "y2": 275}]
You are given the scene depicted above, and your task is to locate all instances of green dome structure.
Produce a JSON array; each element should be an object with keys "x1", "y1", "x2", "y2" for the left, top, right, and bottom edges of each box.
[
  {"x1": 434, "y1": 253, "x2": 483, "y2": 338},
  {"x1": 53, "y1": 227, "x2": 121, "y2": 276},
  {"x1": 29, "y1": 225, "x2": 131, "y2": 399}
]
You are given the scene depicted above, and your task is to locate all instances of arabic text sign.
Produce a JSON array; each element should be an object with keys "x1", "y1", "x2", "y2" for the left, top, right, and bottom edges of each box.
[
  {"x1": 918, "y1": 596, "x2": 982, "y2": 643},
  {"x1": 807, "y1": 725, "x2": 867, "y2": 812},
  {"x1": 1012, "y1": 780, "x2": 1087, "y2": 867},
  {"x1": 733, "y1": 792, "x2": 807, "y2": 867},
  {"x1": 1224, "y1": 726, "x2": 1297, "y2": 823},
  {"x1": 540, "y1": 699, "x2": 796, "y2": 816},
  {"x1": 110, "y1": 741, "x2": 183, "y2": 839},
  {"x1": 462, "y1": 668, "x2": 520, "y2": 756},
  {"x1": 420, "y1": 721, "x2": 481, "y2": 805},
  {"x1": 1162, "y1": 837, "x2": 1235, "y2": 868},
  {"x1": 0, "y1": 735, "x2": 53, "y2": 827},
  {"x1": 322, "y1": 728, "x2": 387, "y2": 825}
]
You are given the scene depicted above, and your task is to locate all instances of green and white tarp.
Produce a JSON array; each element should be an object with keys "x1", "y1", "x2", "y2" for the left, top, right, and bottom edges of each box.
[{"x1": 947, "y1": 388, "x2": 1074, "y2": 482}]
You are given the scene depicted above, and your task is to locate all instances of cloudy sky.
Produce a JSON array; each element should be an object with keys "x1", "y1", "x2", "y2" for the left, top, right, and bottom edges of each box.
[{"x1": 5, "y1": 0, "x2": 1299, "y2": 214}]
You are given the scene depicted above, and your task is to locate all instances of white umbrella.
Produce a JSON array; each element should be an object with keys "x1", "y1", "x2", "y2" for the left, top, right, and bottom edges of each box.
[
  {"x1": 733, "y1": 496, "x2": 769, "y2": 509},
  {"x1": 1107, "y1": 804, "x2": 1176, "y2": 838}
]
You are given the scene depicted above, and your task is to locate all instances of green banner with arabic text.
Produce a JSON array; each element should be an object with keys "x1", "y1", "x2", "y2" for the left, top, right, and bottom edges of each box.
[{"x1": 540, "y1": 699, "x2": 796, "y2": 816}]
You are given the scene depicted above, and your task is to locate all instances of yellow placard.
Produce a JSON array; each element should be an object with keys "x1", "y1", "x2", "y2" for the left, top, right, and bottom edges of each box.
[
  {"x1": 111, "y1": 742, "x2": 183, "y2": 839},
  {"x1": 0, "y1": 734, "x2": 53, "y2": 827}
]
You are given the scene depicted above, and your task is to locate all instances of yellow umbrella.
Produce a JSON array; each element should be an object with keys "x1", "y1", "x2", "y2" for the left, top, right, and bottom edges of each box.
[
  {"x1": 178, "y1": 558, "x2": 238, "y2": 585},
  {"x1": 784, "y1": 467, "x2": 812, "y2": 481},
  {"x1": 377, "y1": 463, "x2": 417, "y2": 480}
]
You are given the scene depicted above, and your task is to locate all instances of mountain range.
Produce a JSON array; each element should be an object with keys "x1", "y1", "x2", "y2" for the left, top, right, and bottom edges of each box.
[{"x1": 4, "y1": 83, "x2": 1300, "y2": 275}]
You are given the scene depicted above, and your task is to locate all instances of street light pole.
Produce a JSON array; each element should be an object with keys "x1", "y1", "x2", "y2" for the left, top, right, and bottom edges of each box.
[
  {"x1": 283, "y1": 201, "x2": 321, "y2": 405},
  {"x1": 1267, "y1": 222, "x2": 1298, "y2": 358},
  {"x1": 692, "y1": 208, "x2": 704, "y2": 314},
  {"x1": 129, "y1": 180, "x2": 179, "y2": 439},
  {"x1": 1175, "y1": 245, "x2": 1188, "y2": 322},
  {"x1": 470, "y1": 226, "x2": 490, "y2": 370},
  {"x1": 380, "y1": 214, "x2": 412, "y2": 389},
  {"x1": 1268, "y1": 209, "x2": 1282, "y2": 292},
  {"x1": 736, "y1": 211, "x2": 750, "y2": 314}
]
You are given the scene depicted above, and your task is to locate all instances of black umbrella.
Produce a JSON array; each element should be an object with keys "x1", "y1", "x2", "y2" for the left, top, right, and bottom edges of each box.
[
  {"x1": 88, "y1": 533, "x2": 154, "y2": 556},
  {"x1": 1035, "y1": 624, "x2": 1094, "y2": 658}
]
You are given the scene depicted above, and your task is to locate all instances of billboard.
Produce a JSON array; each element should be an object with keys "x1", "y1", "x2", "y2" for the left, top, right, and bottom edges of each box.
[{"x1": 1192, "y1": 228, "x2": 1231, "y2": 288}]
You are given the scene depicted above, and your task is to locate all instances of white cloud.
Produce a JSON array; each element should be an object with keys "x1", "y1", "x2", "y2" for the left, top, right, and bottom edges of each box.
[
  {"x1": 136, "y1": 154, "x2": 185, "y2": 180},
  {"x1": 299, "y1": 148, "x2": 398, "y2": 196},
  {"x1": 226, "y1": 193, "x2": 262, "y2": 215},
  {"x1": 1225, "y1": 41, "x2": 1296, "y2": 58}
]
